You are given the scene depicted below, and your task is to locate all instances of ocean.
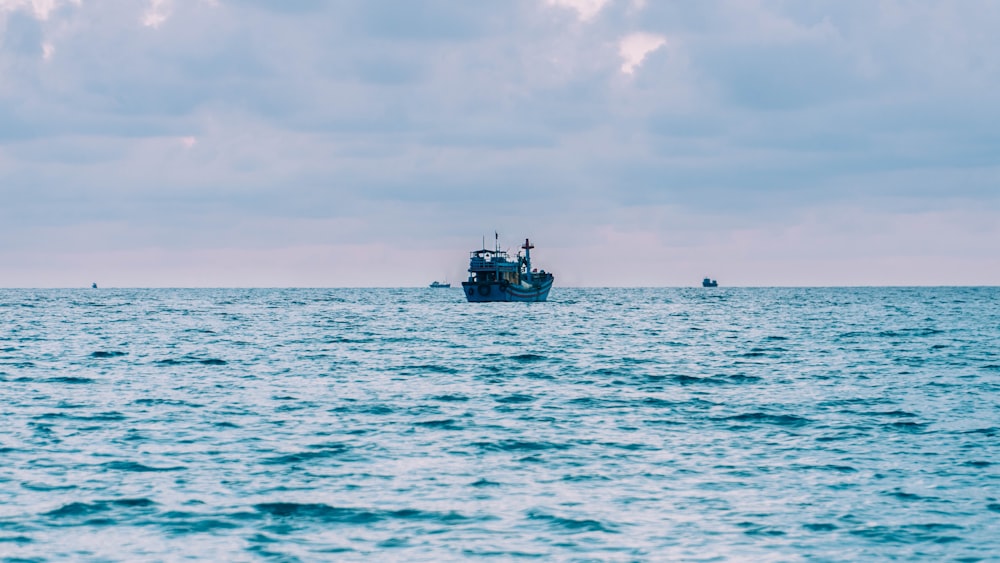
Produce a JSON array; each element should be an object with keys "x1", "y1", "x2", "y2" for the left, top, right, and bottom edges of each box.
[{"x1": 1, "y1": 287, "x2": 997, "y2": 561}]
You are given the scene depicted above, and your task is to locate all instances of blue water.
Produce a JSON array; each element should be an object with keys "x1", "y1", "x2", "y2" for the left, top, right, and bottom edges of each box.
[{"x1": 1, "y1": 288, "x2": 998, "y2": 561}]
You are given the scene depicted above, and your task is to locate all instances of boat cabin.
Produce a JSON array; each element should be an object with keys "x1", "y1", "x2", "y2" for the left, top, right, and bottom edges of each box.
[{"x1": 468, "y1": 249, "x2": 524, "y2": 285}]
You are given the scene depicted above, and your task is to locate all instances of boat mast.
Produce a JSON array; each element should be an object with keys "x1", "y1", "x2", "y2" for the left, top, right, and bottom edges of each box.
[{"x1": 522, "y1": 238, "x2": 534, "y2": 282}]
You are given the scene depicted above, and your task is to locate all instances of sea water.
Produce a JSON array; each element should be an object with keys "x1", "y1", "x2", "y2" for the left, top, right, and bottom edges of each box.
[{"x1": 0, "y1": 287, "x2": 998, "y2": 561}]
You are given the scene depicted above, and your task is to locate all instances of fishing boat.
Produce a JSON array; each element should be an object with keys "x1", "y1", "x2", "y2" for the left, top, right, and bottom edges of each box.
[
  {"x1": 702, "y1": 277, "x2": 718, "y2": 288},
  {"x1": 462, "y1": 235, "x2": 554, "y2": 302},
  {"x1": 429, "y1": 281, "x2": 451, "y2": 288}
]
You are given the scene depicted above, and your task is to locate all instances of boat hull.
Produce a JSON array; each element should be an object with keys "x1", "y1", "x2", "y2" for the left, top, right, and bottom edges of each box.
[{"x1": 462, "y1": 276, "x2": 553, "y2": 303}]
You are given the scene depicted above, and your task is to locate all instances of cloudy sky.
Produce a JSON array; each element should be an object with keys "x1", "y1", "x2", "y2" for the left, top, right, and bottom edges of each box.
[{"x1": 1, "y1": 0, "x2": 998, "y2": 287}]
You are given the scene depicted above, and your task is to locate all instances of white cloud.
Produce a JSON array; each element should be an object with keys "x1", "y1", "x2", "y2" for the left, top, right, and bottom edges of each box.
[
  {"x1": 0, "y1": 0, "x2": 57, "y2": 19},
  {"x1": 42, "y1": 41, "x2": 54, "y2": 59},
  {"x1": 619, "y1": 32, "x2": 666, "y2": 74},
  {"x1": 142, "y1": 0, "x2": 171, "y2": 28},
  {"x1": 180, "y1": 136, "x2": 197, "y2": 149},
  {"x1": 545, "y1": 0, "x2": 609, "y2": 22}
]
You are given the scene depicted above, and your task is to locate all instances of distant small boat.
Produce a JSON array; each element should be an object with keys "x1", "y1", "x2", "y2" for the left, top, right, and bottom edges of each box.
[
  {"x1": 429, "y1": 281, "x2": 451, "y2": 288},
  {"x1": 702, "y1": 277, "x2": 718, "y2": 288},
  {"x1": 91, "y1": 282, "x2": 98, "y2": 289}
]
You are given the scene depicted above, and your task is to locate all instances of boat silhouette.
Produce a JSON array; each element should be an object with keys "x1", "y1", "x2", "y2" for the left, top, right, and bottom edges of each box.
[{"x1": 462, "y1": 234, "x2": 553, "y2": 302}]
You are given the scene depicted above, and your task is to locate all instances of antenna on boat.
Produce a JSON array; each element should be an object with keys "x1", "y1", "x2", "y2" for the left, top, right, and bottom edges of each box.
[
  {"x1": 522, "y1": 238, "x2": 534, "y2": 282},
  {"x1": 495, "y1": 231, "x2": 499, "y2": 253}
]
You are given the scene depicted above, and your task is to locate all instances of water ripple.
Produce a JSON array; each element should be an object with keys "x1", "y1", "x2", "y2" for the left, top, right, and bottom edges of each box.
[{"x1": 0, "y1": 287, "x2": 996, "y2": 560}]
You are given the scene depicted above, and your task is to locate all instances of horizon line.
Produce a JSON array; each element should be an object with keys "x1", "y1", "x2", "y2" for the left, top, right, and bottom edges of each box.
[{"x1": 2, "y1": 285, "x2": 998, "y2": 290}]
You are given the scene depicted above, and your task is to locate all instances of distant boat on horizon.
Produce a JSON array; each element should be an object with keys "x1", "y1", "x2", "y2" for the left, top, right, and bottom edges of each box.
[
  {"x1": 702, "y1": 277, "x2": 718, "y2": 288},
  {"x1": 429, "y1": 281, "x2": 451, "y2": 288},
  {"x1": 91, "y1": 282, "x2": 98, "y2": 289}
]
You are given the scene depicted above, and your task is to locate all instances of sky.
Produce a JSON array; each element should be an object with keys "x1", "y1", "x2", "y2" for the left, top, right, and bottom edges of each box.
[{"x1": 1, "y1": 0, "x2": 998, "y2": 287}]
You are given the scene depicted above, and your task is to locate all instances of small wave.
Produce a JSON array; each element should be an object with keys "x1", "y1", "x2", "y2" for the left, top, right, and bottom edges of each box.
[
  {"x1": 878, "y1": 328, "x2": 945, "y2": 338},
  {"x1": 101, "y1": 461, "x2": 184, "y2": 472},
  {"x1": 159, "y1": 517, "x2": 242, "y2": 534},
  {"x1": 462, "y1": 548, "x2": 546, "y2": 558},
  {"x1": 563, "y1": 396, "x2": 598, "y2": 406},
  {"x1": 399, "y1": 364, "x2": 457, "y2": 374},
  {"x1": 640, "y1": 397, "x2": 678, "y2": 408},
  {"x1": 132, "y1": 398, "x2": 202, "y2": 408},
  {"x1": 595, "y1": 441, "x2": 655, "y2": 452},
  {"x1": 494, "y1": 394, "x2": 536, "y2": 404},
  {"x1": 46, "y1": 376, "x2": 94, "y2": 384},
  {"x1": 90, "y1": 350, "x2": 127, "y2": 358},
  {"x1": 962, "y1": 460, "x2": 992, "y2": 468},
  {"x1": 263, "y1": 445, "x2": 352, "y2": 465},
  {"x1": 414, "y1": 418, "x2": 461, "y2": 429},
  {"x1": 511, "y1": 353, "x2": 546, "y2": 362},
  {"x1": 112, "y1": 498, "x2": 157, "y2": 508},
  {"x1": 671, "y1": 373, "x2": 760, "y2": 385},
  {"x1": 883, "y1": 421, "x2": 928, "y2": 433},
  {"x1": 472, "y1": 439, "x2": 571, "y2": 453},
  {"x1": 470, "y1": 478, "x2": 501, "y2": 487},
  {"x1": 792, "y1": 464, "x2": 858, "y2": 473},
  {"x1": 620, "y1": 356, "x2": 656, "y2": 365},
  {"x1": 848, "y1": 523, "x2": 964, "y2": 544},
  {"x1": 718, "y1": 412, "x2": 812, "y2": 427},
  {"x1": 20, "y1": 482, "x2": 76, "y2": 492},
  {"x1": 723, "y1": 373, "x2": 762, "y2": 383},
  {"x1": 527, "y1": 511, "x2": 617, "y2": 534},
  {"x1": 34, "y1": 411, "x2": 125, "y2": 421},
  {"x1": 254, "y1": 503, "x2": 472, "y2": 525},
  {"x1": 738, "y1": 522, "x2": 786, "y2": 537},
  {"x1": 522, "y1": 370, "x2": 556, "y2": 380},
  {"x1": 325, "y1": 336, "x2": 376, "y2": 344},
  {"x1": 671, "y1": 374, "x2": 724, "y2": 385},
  {"x1": 885, "y1": 490, "x2": 939, "y2": 502},
  {"x1": 561, "y1": 474, "x2": 612, "y2": 482},
  {"x1": 587, "y1": 367, "x2": 629, "y2": 378},
  {"x1": 155, "y1": 356, "x2": 227, "y2": 366},
  {"x1": 803, "y1": 522, "x2": 838, "y2": 532},
  {"x1": 45, "y1": 498, "x2": 157, "y2": 518},
  {"x1": 837, "y1": 331, "x2": 872, "y2": 339},
  {"x1": 429, "y1": 394, "x2": 469, "y2": 402},
  {"x1": 864, "y1": 409, "x2": 917, "y2": 417},
  {"x1": 333, "y1": 403, "x2": 394, "y2": 416},
  {"x1": 44, "y1": 502, "x2": 107, "y2": 518},
  {"x1": 820, "y1": 397, "x2": 896, "y2": 408},
  {"x1": 959, "y1": 427, "x2": 996, "y2": 436}
]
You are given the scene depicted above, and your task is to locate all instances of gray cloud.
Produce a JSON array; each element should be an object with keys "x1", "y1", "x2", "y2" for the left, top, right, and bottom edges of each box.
[{"x1": 1, "y1": 0, "x2": 998, "y2": 286}]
